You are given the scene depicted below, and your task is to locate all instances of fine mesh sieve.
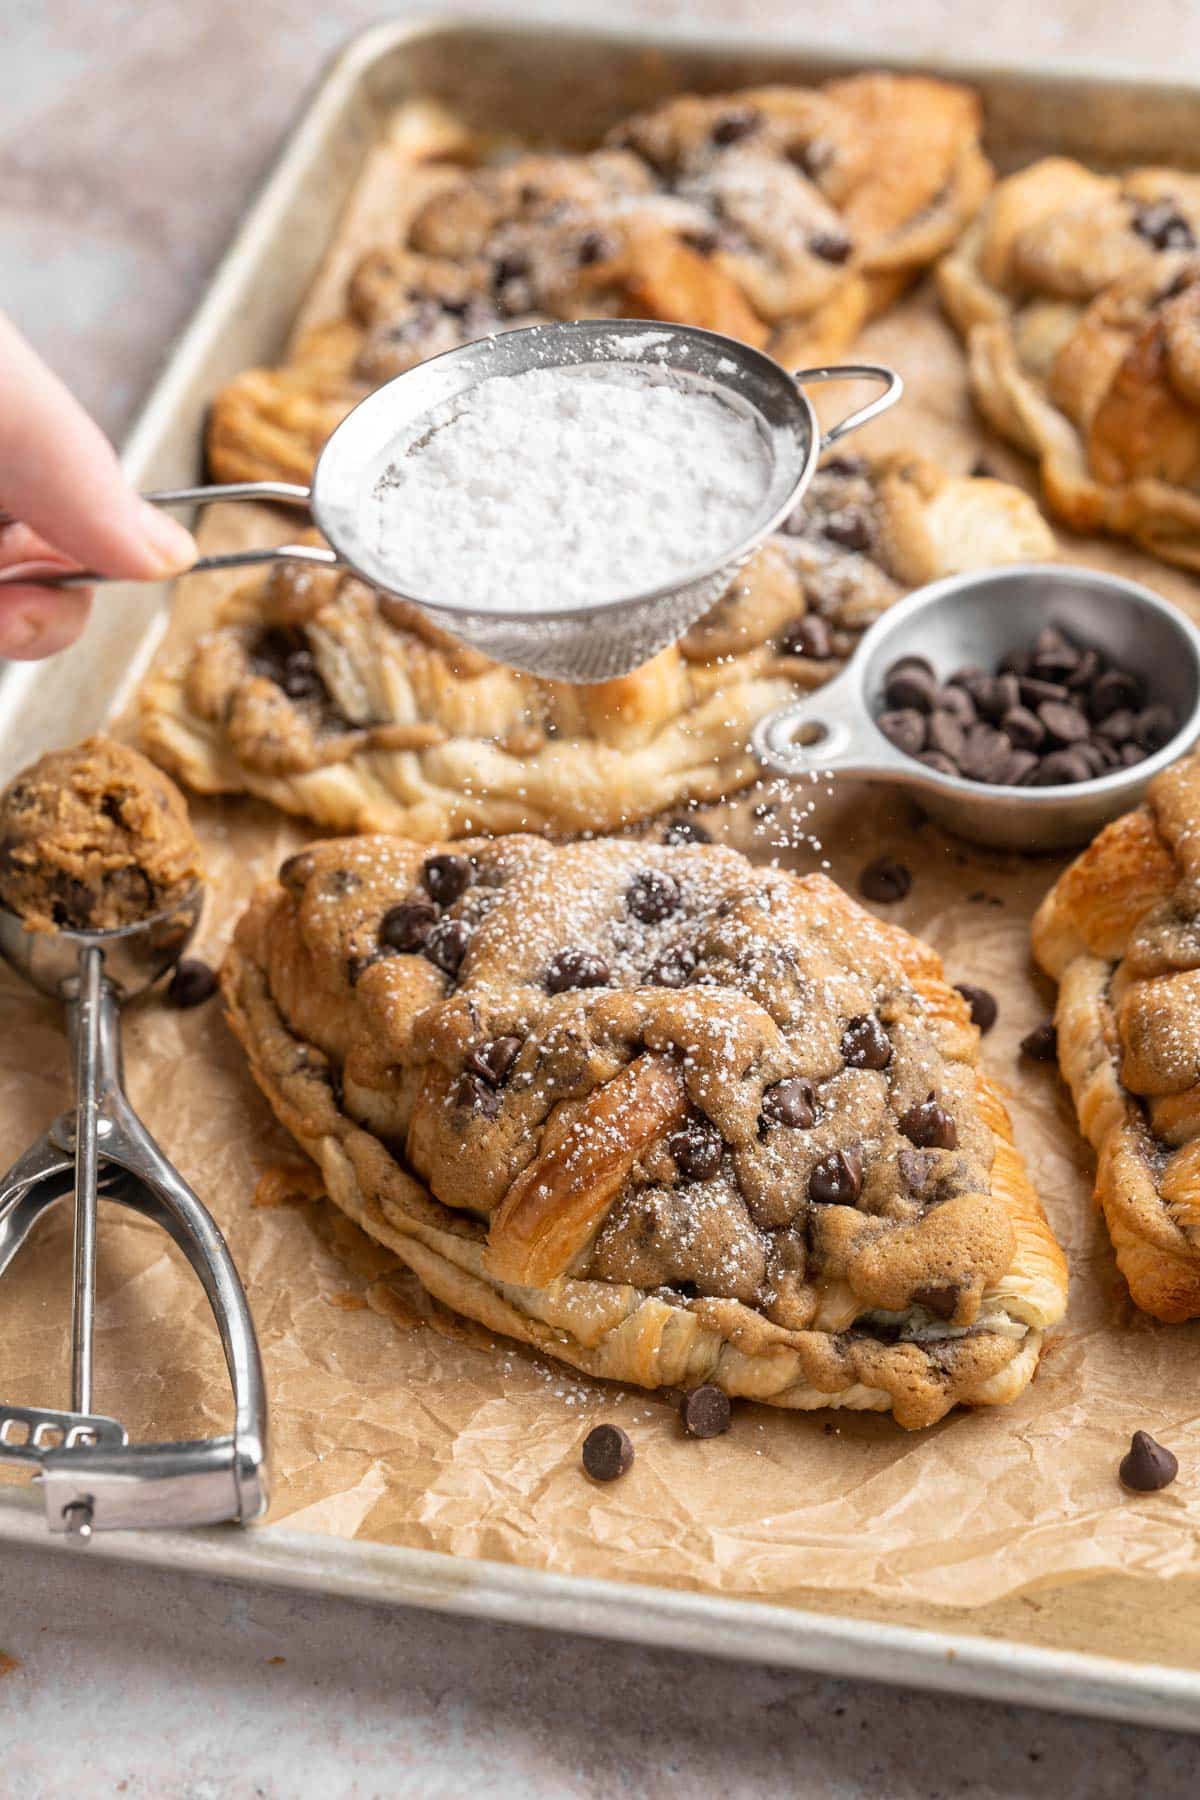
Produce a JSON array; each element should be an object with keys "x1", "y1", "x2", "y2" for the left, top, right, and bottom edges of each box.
[{"x1": 0, "y1": 320, "x2": 900, "y2": 683}]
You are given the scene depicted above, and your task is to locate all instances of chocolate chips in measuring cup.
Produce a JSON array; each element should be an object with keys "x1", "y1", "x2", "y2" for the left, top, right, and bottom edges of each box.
[{"x1": 875, "y1": 628, "x2": 1179, "y2": 787}]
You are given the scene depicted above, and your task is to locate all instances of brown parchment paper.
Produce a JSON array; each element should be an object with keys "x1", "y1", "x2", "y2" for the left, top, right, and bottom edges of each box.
[{"x1": 5, "y1": 104, "x2": 1200, "y2": 1671}]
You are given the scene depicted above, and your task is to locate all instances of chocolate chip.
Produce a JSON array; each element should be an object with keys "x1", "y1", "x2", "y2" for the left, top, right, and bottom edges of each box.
[
  {"x1": 809, "y1": 1146, "x2": 863, "y2": 1206},
  {"x1": 627, "y1": 868, "x2": 681, "y2": 924},
  {"x1": 647, "y1": 946, "x2": 697, "y2": 988},
  {"x1": 425, "y1": 917, "x2": 472, "y2": 977},
  {"x1": 955, "y1": 983, "x2": 998, "y2": 1033},
  {"x1": 998, "y1": 646, "x2": 1031, "y2": 678},
  {"x1": 710, "y1": 108, "x2": 760, "y2": 146},
  {"x1": 926, "y1": 712, "x2": 966, "y2": 763},
  {"x1": 379, "y1": 900, "x2": 438, "y2": 953},
  {"x1": 1097, "y1": 707, "x2": 1138, "y2": 745},
  {"x1": 466, "y1": 1035, "x2": 522, "y2": 1087},
  {"x1": 581, "y1": 1423, "x2": 634, "y2": 1482},
  {"x1": 1038, "y1": 700, "x2": 1090, "y2": 745},
  {"x1": 761, "y1": 1076, "x2": 816, "y2": 1129},
  {"x1": 546, "y1": 947, "x2": 610, "y2": 993},
  {"x1": 858, "y1": 856, "x2": 911, "y2": 903},
  {"x1": 841, "y1": 1013, "x2": 892, "y2": 1070},
  {"x1": 662, "y1": 816, "x2": 711, "y2": 845},
  {"x1": 822, "y1": 506, "x2": 870, "y2": 551},
  {"x1": 679, "y1": 1385, "x2": 732, "y2": 1439},
  {"x1": 958, "y1": 723, "x2": 1016, "y2": 784},
  {"x1": 1020, "y1": 1020, "x2": 1058, "y2": 1061},
  {"x1": 491, "y1": 252, "x2": 530, "y2": 292},
  {"x1": 878, "y1": 709, "x2": 927, "y2": 756},
  {"x1": 883, "y1": 659, "x2": 937, "y2": 711},
  {"x1": 1007, "y1": 750, "x2": 1040, "y2": 785},
  {"x1": 576, "y1": 229, "x2": 613, "y2": 266},
  {"x1": 1135, "y1": 704, "x2": 1177, "y2": 752},
  {"x1": 681, "y1": 227, "x2": 720, "y2": 256},
  {"x1": 1119, "y1": 1430, "x2": 1179, "y2": 1492},
  {"x1": 1121, "y1": 742, "x2": 1147, "y2": 766},
  {"x1": 278, "y1": 850, "x2": 316, "y2": 893},
  {"x1": 898, "y1": 1148, "x2": 940, "y2": 1195},
  {"x1": 933, "y1": 685, "x2": 976, "y2": 725},
  {"x1": 1076, "y1": 741, "x2": 1112, "y2": 778},
  {"x1": 1002, "y1": 706, "x2": 1046, "y2": 751},
  {"x1": 166, "y1": 959, "x2": 218, "y2": 1009},
  {"x1": 1089, "y1": 668, "x2": 1142, "y2": 720},
  {"x1": 422, "y1": 853, "x2": 473, "y2": 906},
  {"x1": 917, "y1": 751, "x2": 960, "y2": 776},
  {"x1": 1027, "y1": 748, "x2": 1092, "y2": 785},
  {"x1": 899, "y1": 1093, "x2": 958, "y2": 1150},
  {"x1": 1066, "y1": 648, "x2": 1102, "y2": 692},
  {"x1": 809, "y1": 229, "x2": 852, "y2": 264},
  {"x1": 820, "y1": 454, "x2": 868, "y2": 478},
  {"x1": 669, "y1": 1120, "x2": 724, "y2": 1181},
  {"x1": 1031, "y1": 627, "x2": 1080, "y2": 681},
  {"x1": 912, "y1": 1283, "x2": 960, "y2": 1321},
  {"x1": 779, "y1": 614, "x2": 833, "y2": 659},
  {"x1": 1131, "y1": 199, "x2": 1196, "y2": 251},
  {"x1": 1018, "y1": 676, "x2": 1069, "y2": 708},
  {"x1": 450, "y1": 1071, "x2": 500, "y2": 1118}
]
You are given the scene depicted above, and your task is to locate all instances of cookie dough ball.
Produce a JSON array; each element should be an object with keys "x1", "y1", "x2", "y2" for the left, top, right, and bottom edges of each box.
[{"x1": 0, "y1": 736, "x2": 203, "y2": 933}]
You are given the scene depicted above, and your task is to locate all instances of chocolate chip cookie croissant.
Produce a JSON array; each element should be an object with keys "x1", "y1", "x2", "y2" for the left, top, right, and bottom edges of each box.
[
  {"x1": 1033, "y1": 750, "x2": 1200, "y2": 1321},
  {"x1": 223, "y1": 834, "x2": 1067, "y2": 1428}
]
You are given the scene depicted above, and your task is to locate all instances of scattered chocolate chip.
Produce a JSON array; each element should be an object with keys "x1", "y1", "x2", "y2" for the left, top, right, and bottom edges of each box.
[
  {"x1": 662, "y1": 816, "x2": 711, "y2": 845},
  {"x1": 422, "y1": 853, "x2": 473, "y2": 906},
  {"x1": 627, "y1": 868, "x2": 681, "y2": 924},
  {"x1": 955, "y1": 983, "x2": 998, "y2": 1034},
  {"x1": 581, "y1": 1423, "x2": 634, "y2": 1482},
  {"x1": 1038, "y1": 700, "x2": 1090, "y2": 746},
  {"x1": 546, "y1": 947, "x2": 610, "y2": 993},
  {"x1": 679, "y1": 1385, "x2": 732, "y2": 1439},
  {"x1": 858, "y1": 856, "x2": 912, "y2": 904},
  {"x1": 899, "y1": 1093, "x2": 958, "y2": 1150},
  {"x1": 878, "y1": 709, "x2": 927, "y2": 756},
  {"x1": 379, "y1": 900, "x2": 438, "y2": 953},
  {"x1": 1119, "y1": 1430, "x2": 1179, "y2": 1492},
  {"x1": 761, "y1": 1076, "x2": 816, "y2": 1129},
  {"x1": 166, "y1": 959, "x2": 218, "y2": 1009},
  {"x1": 1131, "y1": 199, "x2": 1196, "y2": 251},
  {"x1": 897, "y1": 1148, "x2": 940, "y2": 1195},
  {"x1": 809, "y1": 1146, "x2": 864, "y2": 1206},
  {"x1": 809, "y1": 229, "x2": 852, "y2": 264},
  {"x1": 466, "y1": 1035, "x2": 522, "y2": 1087},
  {"x1": 669, "y1": 1119, "x2": 724, "y2": 1181},
  {"x1": 710, "y1": 108, "x2": 760, "y2": 146},
  {"x1": 841, "y1": 1013, "x2": 892, "y2": 1070},
  {"x1": 822, "y1": 506, "x2": 870, "y2": 551},
  {"x1": 779, "y1": 614, "x2": 833, "y2": 659},
  {"x1": 450, "y1": 1071, "x2": 501, "y2": 1118},
  {"x1": 1020, "y1": 1020, "x2": 1058, "y2": 1062},
  {"x1": 425, "y1": 917, "x2": 472, "y2": 977}
]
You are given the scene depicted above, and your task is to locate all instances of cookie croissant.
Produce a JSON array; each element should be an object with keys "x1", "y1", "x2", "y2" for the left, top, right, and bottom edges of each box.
[{"x1": 223, "y1": 834, "x2": 1067, "y2": 1428}]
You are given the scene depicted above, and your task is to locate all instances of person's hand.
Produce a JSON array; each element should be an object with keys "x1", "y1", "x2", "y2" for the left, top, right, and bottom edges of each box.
[{"x1": 0, "y1": 313, "x2": 197, "y2": 659}]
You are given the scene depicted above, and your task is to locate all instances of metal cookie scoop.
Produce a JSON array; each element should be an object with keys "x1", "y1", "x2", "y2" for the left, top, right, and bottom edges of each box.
[
  {"x1": 0, "y1": 320, "x2": 900, "y2": 683},
  {"x1": 0, "y1": 892, "x2": 268, "y2": 1538}
]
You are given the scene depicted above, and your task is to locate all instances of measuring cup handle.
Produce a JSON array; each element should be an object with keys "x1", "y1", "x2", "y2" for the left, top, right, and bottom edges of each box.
[
  {"x1": 752, "y1": 663, "x2": 897, "y2": 781},
  {"x1": 791, "y1": 364, "x2": 904, "y2": 451}
]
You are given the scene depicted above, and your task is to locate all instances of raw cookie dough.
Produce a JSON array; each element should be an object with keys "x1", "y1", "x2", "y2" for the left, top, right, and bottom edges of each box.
[{"x1": 0, "y1": 736, "x2": 203, "y2": 933}]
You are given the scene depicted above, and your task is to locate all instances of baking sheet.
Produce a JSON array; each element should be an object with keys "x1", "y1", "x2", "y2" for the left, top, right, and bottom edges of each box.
[{"x1": 5, "y1": 16, "x2": 1200, "y2": 1728}]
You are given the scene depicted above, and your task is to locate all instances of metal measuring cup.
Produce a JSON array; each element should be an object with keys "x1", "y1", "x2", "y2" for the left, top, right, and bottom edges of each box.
[
  {"x1": 0, "y1": 894, "x2": 268, "y2": 1537},
  {"x1": 754, "y1": 564, "x2": 1200, "y2": 852},
  {"x1": 0, "y1": 320, "x2": 900, "y2": 683}
]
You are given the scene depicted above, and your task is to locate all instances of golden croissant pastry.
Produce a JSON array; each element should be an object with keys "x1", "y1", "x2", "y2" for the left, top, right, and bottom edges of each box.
[
  {"x1": 223, "y1": 833, "x2": 1067, "y2": 1428},
  {"x1": 140, "y1": 451, "x2": 1054, "y2": 838},
  {"x1": 206, "y1": 74, "x2": 991, "y2": 489},
  {"x1": 938, "y1": 156, "x2": 1200, "y2": 568},
  {"x1": 1033, "y1": 750, "x2": 1200, "y2": 1321}
]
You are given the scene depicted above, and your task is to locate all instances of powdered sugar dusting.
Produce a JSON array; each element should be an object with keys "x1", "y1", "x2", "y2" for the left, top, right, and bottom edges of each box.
[{"x1": 368, "y1": 364, "x2": 770, "y2": 611}]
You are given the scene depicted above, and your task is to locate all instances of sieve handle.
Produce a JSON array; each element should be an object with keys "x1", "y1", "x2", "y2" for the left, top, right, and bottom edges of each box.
[
  {"x1": 0, "y1": 481, "x2": 339, "y2": 587},
  {"x1": 792, "y1": 364, "x2": 904, "y2": 451}
]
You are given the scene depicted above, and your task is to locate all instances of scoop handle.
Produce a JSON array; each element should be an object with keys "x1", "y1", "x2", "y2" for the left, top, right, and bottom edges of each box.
[
  {"x1": 0, "y1": 481, "x2": 339, "y2": 587},
  {"x1": 792, "y1": 364, "x2": 904, "y2": 450}
]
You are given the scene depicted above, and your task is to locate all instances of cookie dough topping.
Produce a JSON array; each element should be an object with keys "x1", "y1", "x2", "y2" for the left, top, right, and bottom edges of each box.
[{"x1": 0, "y1": 736, "x2": 202, "y2": 934}]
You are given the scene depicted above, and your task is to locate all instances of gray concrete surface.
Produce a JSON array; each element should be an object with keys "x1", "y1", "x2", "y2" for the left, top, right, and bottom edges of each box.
[{"x1": 6, "y1": 2, "x2": 1200, "y2": 1793}]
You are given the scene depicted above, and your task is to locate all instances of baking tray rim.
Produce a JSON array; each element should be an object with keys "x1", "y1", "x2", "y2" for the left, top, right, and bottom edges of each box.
[{"x1": 4, "y1": 10, "x2": 1200, "y2": 1732}]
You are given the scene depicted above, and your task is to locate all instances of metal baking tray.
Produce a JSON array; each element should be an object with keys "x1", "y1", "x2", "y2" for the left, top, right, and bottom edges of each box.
[{"x1": 5, "y1": 15, "x2": 1200, "y2": 1733}]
